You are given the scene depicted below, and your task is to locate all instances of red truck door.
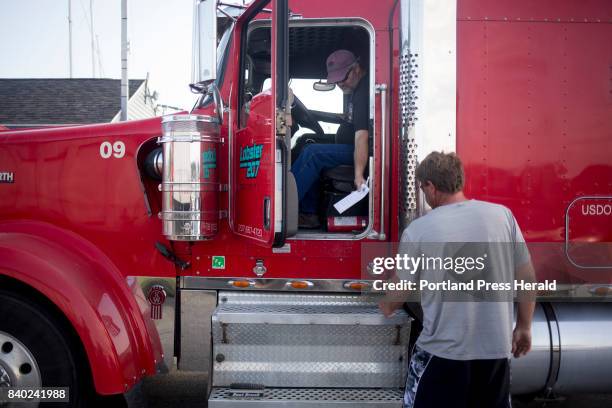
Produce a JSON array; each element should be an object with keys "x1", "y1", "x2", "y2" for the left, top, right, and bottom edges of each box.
[{"x1": 230, "y1": 0, "x2": 289, "y2": 248}]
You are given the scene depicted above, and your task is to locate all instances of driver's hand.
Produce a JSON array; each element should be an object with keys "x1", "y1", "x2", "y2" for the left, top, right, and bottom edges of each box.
[{"x1": 354, "y1": 174, "x2": 366, "y2": 191}]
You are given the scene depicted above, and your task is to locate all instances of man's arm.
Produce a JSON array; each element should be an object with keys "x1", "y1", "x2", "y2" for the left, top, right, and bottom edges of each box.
[
  {"x1": 513, "y1": 261, "x2": 536, "y2": 358},
  {"x1": 378, "y1": 272, "x2": 411, "y2": 317},
  {"x1": 378, "y1": 235, "x2": 419, "y2": 317},
  {"x1": 354, "y1": 129, "x2": 368, "y2": 189}
]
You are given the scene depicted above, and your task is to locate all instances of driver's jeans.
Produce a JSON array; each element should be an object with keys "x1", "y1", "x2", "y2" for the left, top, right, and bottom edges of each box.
[{"x1": 291, "y1": 144, "x2": 353, "y2": 214}]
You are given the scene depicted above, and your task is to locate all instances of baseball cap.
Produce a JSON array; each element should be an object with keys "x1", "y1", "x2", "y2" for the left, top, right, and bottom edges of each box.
[{"x1": 326, "y1": 49, "x2": 358, "y2": 84}]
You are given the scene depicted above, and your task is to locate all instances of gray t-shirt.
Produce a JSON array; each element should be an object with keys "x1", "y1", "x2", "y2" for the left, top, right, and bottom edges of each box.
[{"x1": 399, "y1": 199, "x2": 530, "y2": 360}]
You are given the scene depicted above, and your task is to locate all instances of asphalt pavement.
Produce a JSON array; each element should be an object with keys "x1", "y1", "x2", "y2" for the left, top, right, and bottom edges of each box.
[
  {"x1": 142, "y1": 368, "x2": 612, "y2": 408},
  {"x1": 144, "y1": 370, "x2": 612, "y2": 408}
]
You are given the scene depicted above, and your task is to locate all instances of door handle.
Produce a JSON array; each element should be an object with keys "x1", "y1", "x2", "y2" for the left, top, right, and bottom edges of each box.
[{"x1": 263, "y1": 196, "x2": 271, "y2": 230}]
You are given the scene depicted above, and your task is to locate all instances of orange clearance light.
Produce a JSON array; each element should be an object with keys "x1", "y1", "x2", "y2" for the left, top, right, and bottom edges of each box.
[
  {"x1": 229, "y1": 279, "x2": 253, "y2": 288},
  {"x1": 344, "y1": 281, "x2": 371, "y2": 291},
  {"x1": 287, "y1": 280, "x2": 313, "y2": 290},
  {"x1": 590, "y1": 285, "x2": 612, "y2": 296}
]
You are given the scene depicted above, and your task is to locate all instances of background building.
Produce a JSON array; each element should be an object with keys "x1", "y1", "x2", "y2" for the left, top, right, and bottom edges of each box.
[{"x1": 0, "y1": 78, "x2": 174, "y2": 130}]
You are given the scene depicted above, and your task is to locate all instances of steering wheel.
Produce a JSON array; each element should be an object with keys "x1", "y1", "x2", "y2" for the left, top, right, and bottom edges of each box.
[{"x1": 291, "y1": 94, "x2": 324, "y2": 136}]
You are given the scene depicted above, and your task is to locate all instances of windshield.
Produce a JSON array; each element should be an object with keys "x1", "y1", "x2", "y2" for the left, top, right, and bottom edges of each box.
[
  {"x1": 261, "y1": 77, "x2": 343, "y2": 143},
  {"x1": 215, "y1": 24, "x2": 233, "y2": 81},
  {"x1": 290, "y1": 78, "x2": 343, "y2": 139}
]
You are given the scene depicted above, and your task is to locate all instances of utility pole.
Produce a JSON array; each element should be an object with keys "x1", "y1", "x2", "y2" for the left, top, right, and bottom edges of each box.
[
  {"x1": 68, "y1": 0, "x2": 73, "y2": 78},
  {"x1": 120, "y1": 0, "x2": 128, "y2": 121},
  {"x1": 96, "y1": 35, "x2": 104, "y2": 77},
  {"x1": 90, "y1": 0, "x2": 95, "y2": 77}
]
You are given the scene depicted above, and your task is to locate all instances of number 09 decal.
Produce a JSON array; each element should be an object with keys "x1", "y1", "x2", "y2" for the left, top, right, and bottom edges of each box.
[{"x1": 100, "y1": 141, "x2": 126, "y2": 159}]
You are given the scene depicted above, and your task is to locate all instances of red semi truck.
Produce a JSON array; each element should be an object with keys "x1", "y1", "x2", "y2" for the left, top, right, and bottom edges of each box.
[{"x1": 1, "y1": 0, "x2": 611, "y2": 406}]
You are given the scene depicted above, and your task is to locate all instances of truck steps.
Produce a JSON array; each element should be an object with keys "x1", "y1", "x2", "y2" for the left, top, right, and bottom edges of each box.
[
  {"x1": 209, "y1": 387, "x2": 404, "y2": 407},
  {"x1": 208, "y1": 292, "x2": 410, "y2": 407}
]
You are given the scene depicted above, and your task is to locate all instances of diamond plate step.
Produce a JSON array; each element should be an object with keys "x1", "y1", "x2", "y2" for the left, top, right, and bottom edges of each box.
[
  {"x1": 208, "y1": 387, "x2": 404, "y2": 407},
  {"x1": 211, "y1": 292, "x2": 412, "y2": 389},
  {"x1": 213, "y1": 292, "x2": 409, "y2": 325}
]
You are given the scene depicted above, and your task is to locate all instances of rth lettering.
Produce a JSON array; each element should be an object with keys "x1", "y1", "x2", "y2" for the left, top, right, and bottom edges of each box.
[
  {"x1": 0, "y1": 172, "x2": 14, "y2": 183},
  {"x1": 581, "y1": 204, "x2": 612, "y2": 216}
]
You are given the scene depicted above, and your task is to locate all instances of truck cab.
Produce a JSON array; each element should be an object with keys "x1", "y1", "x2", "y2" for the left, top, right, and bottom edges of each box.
[{"x1": 0, "y1": 0, "x2": 611, "y2": 406}]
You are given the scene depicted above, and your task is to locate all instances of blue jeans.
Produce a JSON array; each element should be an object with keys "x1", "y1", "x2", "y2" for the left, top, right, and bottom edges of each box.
[{"x1": 291, "y1": 144, "x2": 353, "y2": 214}]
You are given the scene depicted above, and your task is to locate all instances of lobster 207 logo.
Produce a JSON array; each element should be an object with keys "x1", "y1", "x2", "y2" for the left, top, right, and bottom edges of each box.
[{"x1": 239, "y1": 143, "x2": 263, "y2": 178}]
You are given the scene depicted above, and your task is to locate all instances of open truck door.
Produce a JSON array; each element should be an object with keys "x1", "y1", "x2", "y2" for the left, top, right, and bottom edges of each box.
[{"x1": 230, "y1": 0, "x2": 293, "y2": 248}]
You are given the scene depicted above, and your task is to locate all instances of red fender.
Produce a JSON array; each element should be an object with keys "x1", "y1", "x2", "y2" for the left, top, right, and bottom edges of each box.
[{"x1": 0, "y1": 221, "x2": 164, "y2": 395}]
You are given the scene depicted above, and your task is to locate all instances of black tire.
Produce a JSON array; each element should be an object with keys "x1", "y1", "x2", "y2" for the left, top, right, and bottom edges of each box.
[{"x1": 0, "y1": 291, "x2": 90, "y2": 407}]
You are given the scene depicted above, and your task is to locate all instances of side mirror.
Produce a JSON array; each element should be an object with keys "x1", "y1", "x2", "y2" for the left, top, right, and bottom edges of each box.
[
  {"x1": 192, "y1": 0, "x2": 218, "y2": 85},
  {"x1": 313, "y1": 81, "x2": 336, "y2": 92}
]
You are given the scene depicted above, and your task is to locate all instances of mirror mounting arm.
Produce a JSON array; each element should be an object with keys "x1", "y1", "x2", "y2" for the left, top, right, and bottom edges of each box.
[
  {"x1": 188, "y1": 80, "x2": 224, "y2": 125},
  {"x1": 208, "y1": 82, "x2": 224, "y2": 125},
  {"x1": 217, "y1": 7, "x2": 237, "y2": 21}
]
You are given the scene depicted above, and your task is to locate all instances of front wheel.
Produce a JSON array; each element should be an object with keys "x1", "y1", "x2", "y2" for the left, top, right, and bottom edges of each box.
[{"x1": 0, "y1": 291, "x2": 90, "y2": 407}]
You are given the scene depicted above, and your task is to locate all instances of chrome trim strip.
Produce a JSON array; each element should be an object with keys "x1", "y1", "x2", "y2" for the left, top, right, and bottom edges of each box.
[
  {"x1": 399, "y1": 0, "x2": 456, "y2": 225},
  {"x1": 376, "y1": 84, "x2": 387, "y2": 241},
  {"x1": 161, "y1": 114, "x2": 218, "y2": 124},
  {"x1": 416, "y1": 0, "x2": 456, "y2": 157},
  {"x1": 181, "y1": 278, "x2": 603, "y2": 299},
  {"x1": 399, "y1": 0, "x2": 423, "y2": 227},
  {"x1": 182, "y1": 276, "x2": 379, "y2": 293},
  {"x1": 227, "y1": 86, "x2": 235, "y2": 232}
]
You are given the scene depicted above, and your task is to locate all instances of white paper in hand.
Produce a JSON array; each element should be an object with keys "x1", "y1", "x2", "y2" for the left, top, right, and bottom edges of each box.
[{"x1": 333, "y1": 178, "x2": 369, "y2": 214}]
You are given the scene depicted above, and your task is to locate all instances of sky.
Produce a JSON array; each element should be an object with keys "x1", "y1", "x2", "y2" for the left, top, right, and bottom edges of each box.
[
  {"x1": 0, "y1": 0, "x2": 201, "y2": 110},
  {"x1": 0, "y1": 0, "x2": 345, "y2": 119}
]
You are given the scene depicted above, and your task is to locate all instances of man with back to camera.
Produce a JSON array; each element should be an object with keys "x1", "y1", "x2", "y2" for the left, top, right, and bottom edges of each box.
[
  {"x1": 379, "y1": 152, "x2": 536, "y2": 408},
  {"x1": 291, "y1": 49, "x2": 369, "y2": 228}
]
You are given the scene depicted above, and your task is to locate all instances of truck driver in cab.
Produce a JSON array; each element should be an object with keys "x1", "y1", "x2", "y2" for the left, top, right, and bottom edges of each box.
[{"x1": 291, "y1": 49, "x2": 370, "y2": 229}]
